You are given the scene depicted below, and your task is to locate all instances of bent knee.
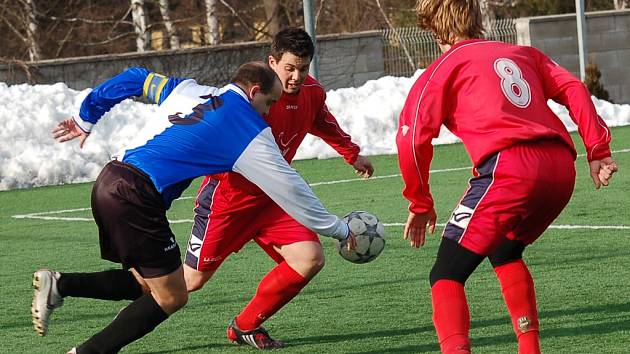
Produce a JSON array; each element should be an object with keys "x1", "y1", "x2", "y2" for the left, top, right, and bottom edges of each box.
[
  {"x1": 155, "y1": 291, "x2": 188, "y2": 314},
  {"x1": 288, "y1": 253, "x2": 325, "y2": 279},
  {"x1": 184, "y1": 268, "x2": 214, "y2": 292},
  {"x1": 310, "y1": 254, "x2": 325, "y2": 272},
  {"x1": 186, "y1": 277, "x2": 206, "y2": 292}
]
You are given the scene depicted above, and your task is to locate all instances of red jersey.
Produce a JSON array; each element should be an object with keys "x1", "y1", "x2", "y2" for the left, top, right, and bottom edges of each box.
[
  {"x1": 213, "y1": 75, "x2": 360, "y2": 196},
  {"x1": 396, "y1": 39, "x2": 611, "y2": 213}
]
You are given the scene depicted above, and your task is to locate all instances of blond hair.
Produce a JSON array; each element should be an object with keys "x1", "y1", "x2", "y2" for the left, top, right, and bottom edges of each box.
[{"x1": 416, "y1": 0, "x2": 484, "y2": 45}]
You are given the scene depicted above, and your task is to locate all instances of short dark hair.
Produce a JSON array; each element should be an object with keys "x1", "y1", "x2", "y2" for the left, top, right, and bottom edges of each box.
[
  {"x1": 271, "y1": 27, "x2": 315, "y2": 61},
  {"x1": 231, "y1": 61, "x2": 278, "y2": 94}
]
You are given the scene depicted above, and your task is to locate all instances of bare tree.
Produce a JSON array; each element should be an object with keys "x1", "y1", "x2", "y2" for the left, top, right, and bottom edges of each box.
[
  {"x1": 263, "y1": 0, "x2": 289, "y2": 35},
  {"x1": 614, "y1": 0, "x2": 628, "y2": 9},
  {"x1": 158, "y1": 0, "x2": 180, "y2": 49},
  {"x1": 375, "y1": 0, "x2": 414, "y2": 69},
  {"x1": 0, "y1": 0, "x2": 41, "y2": 61},
  {"x1": 217, "y1": 0, "x2": 272, "y2": 40},
  {"x1": 131, "y1": 0, "x2": 150, "y2": 52},
  {"x1": 24, "y1": 0, "x2": 40, "y2": 60},
  {"x1": 205, "y1": 0, "x2": 220, "y2": 45},
  {"x1": 479, "y1": 0, "x2": 494, "y2": 34}
]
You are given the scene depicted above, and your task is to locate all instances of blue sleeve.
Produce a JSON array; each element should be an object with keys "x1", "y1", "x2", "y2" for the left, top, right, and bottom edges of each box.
[{"x1": 78, "y1": 67, "x2": 187, "y2": 125}]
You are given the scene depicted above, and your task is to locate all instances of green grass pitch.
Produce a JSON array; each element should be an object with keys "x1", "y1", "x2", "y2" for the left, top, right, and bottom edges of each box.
[{"x1": 1, "y1": 126, "x2": 629, "y2": 353}]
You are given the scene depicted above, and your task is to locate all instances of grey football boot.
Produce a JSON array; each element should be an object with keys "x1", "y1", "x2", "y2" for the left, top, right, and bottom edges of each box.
[{"x1": 31, "y1": 269, "x2": 64, "y2": 336}]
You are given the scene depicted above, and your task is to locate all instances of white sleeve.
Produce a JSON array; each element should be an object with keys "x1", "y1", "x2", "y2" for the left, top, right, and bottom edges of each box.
[{"x1": 233, "y1": 128, "x2": 349, "y2": 240}]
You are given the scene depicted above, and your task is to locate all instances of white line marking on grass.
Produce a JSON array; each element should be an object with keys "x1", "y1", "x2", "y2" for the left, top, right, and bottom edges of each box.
[
  {"x1": 382, "y1": 223, "x2": 630, "y2": 230},
  {"x1": 11, "y1": 148, "x2": 630, "y2": 223},
  {"x1": 12, "y1": 208, "x2": 93, "y2": 221},
  {"x1": 13, "y1": 211, "x2": 628, "y2": 231},
  {"x1": 282, "y1": 147, "x2": 630, "y2": 189},
  {"x1": 159, "y1": 167, "x2": 470, "y2": 201},
  {"x1": 12, "y1": 207, "x2": 91, "y2": 216}
]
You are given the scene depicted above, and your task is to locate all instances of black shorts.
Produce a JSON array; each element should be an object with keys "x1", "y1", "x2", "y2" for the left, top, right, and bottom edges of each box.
[{"x1": 91, "y1": 160, "x2": 181, "y2": 278}]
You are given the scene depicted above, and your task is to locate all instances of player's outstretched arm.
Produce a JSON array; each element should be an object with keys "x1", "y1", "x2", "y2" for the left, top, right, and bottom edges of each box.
[
  {"x1": 589, "y1": 157, "x2": 618, "y2": 189},
  {"x1": 52, "y1": 117, "x2": 89, "y2": 148},
  {"x1": 352, "y1": 155, "x2": 374, "y2": 178},
  {"x1": 403, "y1": 209, "x2": 437, "y2": 249},
  {"x1": 70, "y1": 68, "x2": 188, "y2": 145}
]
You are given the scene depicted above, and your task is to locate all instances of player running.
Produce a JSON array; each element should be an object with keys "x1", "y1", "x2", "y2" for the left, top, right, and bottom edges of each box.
[
  {"x1": 32, "y1": 62, "x2": 356, "y2": 354},
  {"x1": 397, "y1": 1, "x2": 618, "y2": 353},
  {"x1": 185, "y1": 28, "x2": 374, "y2": 349}
]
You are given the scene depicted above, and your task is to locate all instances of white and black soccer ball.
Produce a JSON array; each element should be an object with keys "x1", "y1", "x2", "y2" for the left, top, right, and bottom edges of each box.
[{"x1": 335, "y1": 211, "x2": 386, "y2": 264}]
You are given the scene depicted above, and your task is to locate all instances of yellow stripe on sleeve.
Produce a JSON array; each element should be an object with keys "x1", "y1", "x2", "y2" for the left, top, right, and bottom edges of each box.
[
  {"x1": 155, "y1": 75, "x2": 169, "y2": 104},
  {"x1": 142, "y1": 73, "x2": 155, "y2": 98}
]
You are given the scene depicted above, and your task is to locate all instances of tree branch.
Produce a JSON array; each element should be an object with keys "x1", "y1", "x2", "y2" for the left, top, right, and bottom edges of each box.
[
  {"x1": 218, "y1": 0, "x2": 272, "y2": 39},
  {"x1": 75, "y1": 31, "x2": 136, "y2": 46},
  {"x1": 374, "y1": 0, "x2": 415, "y2": 70}
]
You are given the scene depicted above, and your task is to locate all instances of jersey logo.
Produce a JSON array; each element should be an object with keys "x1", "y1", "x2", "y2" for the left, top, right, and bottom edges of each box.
[
  {"x1": 449, "y1": 204, "x2": 474, "y2": 229},
  {"x1": 286, "y1": 104, "x2": 299, "y2": 110},
  {"x1": 164, "y1": 237, "x2": 177, "y2": 252},
  {"x1": 278, "y1": 132, "x2": 298, "y2": 148},
  {"x1": 187, "y1": 235, "x2": 203, "y2": 257},
  {"x1": 401, "y1": 125, "x2": 410, "y2": 136},
  {"x1": 188, "y1": 242, "x2": 201, "y2": 252}
]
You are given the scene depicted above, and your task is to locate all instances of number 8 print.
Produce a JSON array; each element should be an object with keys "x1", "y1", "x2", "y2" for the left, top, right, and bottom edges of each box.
[{"x1": 494, "y1": 58, "x2": 531, "y2": 108}]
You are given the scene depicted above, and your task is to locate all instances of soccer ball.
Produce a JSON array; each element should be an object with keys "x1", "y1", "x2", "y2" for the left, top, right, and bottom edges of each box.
[{"x1": 335, "y1": 211, "x2": 386, "y2": 264}]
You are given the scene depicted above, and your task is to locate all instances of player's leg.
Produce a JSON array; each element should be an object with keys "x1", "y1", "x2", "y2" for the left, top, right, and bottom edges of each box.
[
  {"x1": 430, "y1": 238, "x2": 485, "y2": 354},
  {"x1": 233, "y1": 240, "x2": 320, "y2": 330},
  {"x1": 275, "y1": 240, "x2": 325, "y2": 279},
  {"x1": 31, "y1": 267, "x2": 148, "y2": 336},
  {"x1": 69, "y1": 161, "x2": 186, "y2": 353},
  {"x1": 227, "y1": 242, "x2": 311, "y2": 349},
  {"x1": 184, "y1": 265, "x2": 217, "y2": 292},
  {"x1": 31, "y1": 163, "x2": 153, "y2": 336},
  {"x1": 487, "y1": 141, "x2": 575, "y2": 354},
  {"x1": 229, "y1": 206, "x2": 319, "y2": 349},
  {"x1": 489, "y1": 239, "x2": 540, "y2": 354},
  {"x1": 76, "y1": 266, "x2": 187, "y2": 353},
  {"x1": 488, "y1": 140, "x2": 575, "y2": 354},
  {"x1": 431, "y1": 152, "x2": 521, "y2": 354},
  {"x1": 183, "y1": 176, "x2": 253, "y2": 292},
  {"x1": 184, "y1": 177, "x2": 223, "y2": 292}
]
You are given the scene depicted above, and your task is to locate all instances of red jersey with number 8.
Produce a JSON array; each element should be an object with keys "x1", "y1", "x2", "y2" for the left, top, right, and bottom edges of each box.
[{"x1": 397, "y1": 39, "x2": 611, "y2": 213}]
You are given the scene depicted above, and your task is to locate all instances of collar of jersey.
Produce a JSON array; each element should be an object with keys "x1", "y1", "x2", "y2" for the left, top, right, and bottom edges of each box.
[{"x1": 222, "y1": 83, "x2": 249, "y2": 102}]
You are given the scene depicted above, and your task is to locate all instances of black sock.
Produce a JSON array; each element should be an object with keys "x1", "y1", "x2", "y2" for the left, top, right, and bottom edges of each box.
[
  {"x1": 57, "y1": 269, "x2": 143, "y2": 301},
  {"x1": 76, "y1": 294, "x2": 168, "y2": 354}
]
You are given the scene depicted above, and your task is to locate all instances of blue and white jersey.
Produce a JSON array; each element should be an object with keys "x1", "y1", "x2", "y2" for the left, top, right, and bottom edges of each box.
[{"x1": 73, "y1": 68, "x2": 349, "y2": 240}]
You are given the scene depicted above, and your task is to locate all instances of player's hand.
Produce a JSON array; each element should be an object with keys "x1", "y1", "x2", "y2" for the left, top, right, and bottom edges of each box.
[
  {"x1": 352, "y1": 155, "x2": 374, "y2": 179},
  {"x1": 52, "y1": 117, "x2": 89, "y2": 148},
  {"x1": 345, "y1": 230, "x2": 357, "y2": 251},
  {"x1": 403, "y1": 209, "x2": 437, "y2": 248},
  {"x1": 589, "y1": 157, "x2": 618, "y2": 189}
]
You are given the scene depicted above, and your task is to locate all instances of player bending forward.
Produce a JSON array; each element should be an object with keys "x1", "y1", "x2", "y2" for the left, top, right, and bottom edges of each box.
[
  {"x1": 53, "y1": 28, "x2": 372, "y2": 349},
  {"x1": 32, "y1": 62, "x2": 356, "y2": 354},
  {"x1": 397, "y1": 1, "x2": 618, "y2": 353}
]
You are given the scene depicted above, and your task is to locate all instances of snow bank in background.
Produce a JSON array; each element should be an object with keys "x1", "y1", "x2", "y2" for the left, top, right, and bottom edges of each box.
[{"x1": 1, "y1": 71, "x2": 629, "y2": 190}]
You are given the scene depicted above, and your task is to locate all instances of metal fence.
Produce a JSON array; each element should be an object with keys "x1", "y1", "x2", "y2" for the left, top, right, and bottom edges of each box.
[{"x1": 382, "y1": 18, "x2": 518, "y2": 77}]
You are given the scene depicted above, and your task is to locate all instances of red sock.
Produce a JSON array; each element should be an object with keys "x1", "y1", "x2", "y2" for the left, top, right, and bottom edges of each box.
[
  {"x1": 494, "y1": 260, "x2": 540, "y2": 354},
  {"x1": 431, "y1": 280, "x2": 471, "y2": 354},
  {"x1": 235, "y1": 261, "x2": 308, "y2": 331}
]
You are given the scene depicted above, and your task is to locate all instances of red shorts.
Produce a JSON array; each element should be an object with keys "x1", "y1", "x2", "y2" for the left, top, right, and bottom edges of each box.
[
  {"x1": 442, "y1": 139, "x2": 576, "y2": 255},
  {"x1": 184, "y1": 176, "x2": 319, "y2": 271}
]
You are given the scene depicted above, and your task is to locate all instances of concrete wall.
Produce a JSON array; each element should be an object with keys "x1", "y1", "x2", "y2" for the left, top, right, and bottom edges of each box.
[
  {"x1": 0, "y1": 31, "x2": 384, "y2": 91},
  {"x1": 517, "y1": 10, "x2": 630, "y2": 103}
]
